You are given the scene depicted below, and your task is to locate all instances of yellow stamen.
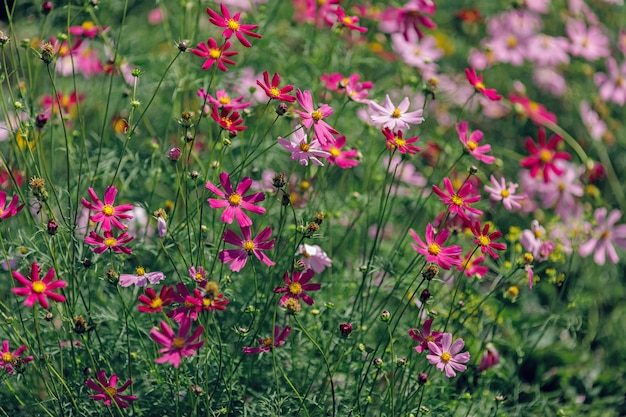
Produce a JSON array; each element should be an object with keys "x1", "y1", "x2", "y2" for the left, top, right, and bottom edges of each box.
[
  {"x1": 150, "y1": 298, "x2": 163, "y2": 309},
  {"x1": 330, "y1": 147, "x2": 340, "y2": 157},
  {"x1": 228, "y1": 193, "x2": 242, "y2": 205},
  {"x1": 2, "y1": 352, "x2": 13, "y2": 362},
  {"x1": 427, "y1": 243, "x2": 441, "y2": 255},
  {"x1": 104, "y1": 237, "x2": 117, "y2": 247},
  {"x1": 441, "y1": 352, "x2": 451, "y2": 363},
  {"x1": 227, "y1": 19, "x2": 240, "y2": 31},
  {"x1": 270, "y1": 87, "x2": 280, "y2": 97},
  {"x1": 243, "y1": 240, "x2": 255, "y2": 253},
  {"x1": 311, "y1": 110, "x2": 323, "y2": 121},
  {"x1": 104, "y1": 386, "x2": 117, "y2": 398},
  {"x1": 478, "y1": 235, "x2": 491, "y2": 246},
  {"x1": 289, "y1": 282, "x2": 302, "y2": 295},
  {"x1": 172, "y1": 337, "x2": 185, "y2": 349},
  {"x1": 136, "y1": 267, "x2": 145, "y2": 276},
  {"x1": 299, "y1": 142, "x2": 311, "y2": 152},
  {"x1": 467, "y1": 141, "x2": 478, "y2": 151},
  {"x1": 451, "y1": 195, "x2": 463, "y2": 206},
  {"x1": 391, "y1": 108, "x2": 401, "y2": 118},
  {"x1": 500, "y1": 189, "x2": 510, "y2": 198}
]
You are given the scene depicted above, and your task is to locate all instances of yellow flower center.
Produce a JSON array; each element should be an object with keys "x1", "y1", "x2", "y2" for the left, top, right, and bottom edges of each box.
[
  {"x1": 102, "y1": 205, "x2": 114, "y2": 216},
  {"x1": 270, "y1": 87, "x2": 280, "y2": 97},
  {"x1": 136, "y1": 266, "x2": 145, "y2": 276},
  {"x1": 300, "y1": 180, "x2": 310, "y2": 190},
  {"x1": 228, "y1": 193, "x2": 242, "y2": 205},
  {"x1": 617, "y1": 77, "x2": 624, "y2": 87},
  {"x1": 227, "y1": 19, "x2": 240, "y2": 31},
  {"x1": 104, "y1": 386, "x2": 117, "y2": 398},
  {"x1": 413, "y1": 48, "x2": 421, "y2": 56},
  {"x1": 299, "y1": 142, "x2": 311, "y2": 152},
  {"x1": 507, "y1": 35, "x2": 517, "y2": 48},
  {"x1": 172, "y1": 337, "x2": 185, "y2": 349},
  {"x1": 32, "y1": 281, "x2": 46, "y2": 294},
  {"x1": 330, "y1": 147, "x2": 340, "y2": 157},
  {"x1": 194, "y1": 273, "x2": 203, "y2": 282},
  {"x1": 539, "y1": 149, "x2": 552, "y2": 163},
  {"x1": 602, "y1": 230, "x2": 610, "y2": 240},
  {"x1": 2, "y1": 352, "x2": 13, "y2": 362},
  {"x1": 467, "y1": 141, "x2": 478, "y2": 151},
  {"x1": 478, "y1": 235, "x2": 491, "y2": 246},
  {"x1": 441, "y1": 352, "x2": 452, "y2": 363},
  {"x1": 427, "y1": 243, "x2": 441, "y2": 256},
  {"x1": 534, "y1": 230, "x2": 543, "y2": 238},
  {"x1": 451, "y1": 194, "x2": 463, "y2": 206},
  {"x1": 209, "y1": 48, "x2": 221, "y2": 59},
  {"x1": 557, "y1": 182, "x2": 565, "y2": 192},
  {"x1": 342, "y1": 16, "x2": 354, "y2": 26},
  {"x1": 243, "y1": 240, "x2": 255, "y2": 253},
  {"x1": 528, "y1": 101, "x2": 540, "y2": 113},
  {"x1": 150, "y1": 298, "x2": 163, "y2": 309},
  {"x1": 104, "y1": 237, "x2": 117, "y2": 247},
  {"x1": 391, "y1": 108, "x2": 401, "y2": 118},
  {"x1": 475, "y1": 81, "x2": 485, "y2": 90},
  {"x1": 302, "y1": 249, "x2": 311, "y2": 258},
  {"x1": 500, "y1": 189, "x2": 510, "y2": 198},
  {"x1": 203, "y1": 298, "x2": 213, "y2": 308},
  {"x1": 0, "y1": 208, "x2": 3, "y2": 216},
  {"x1": 82, "y1": 21, "x2": 95, "y2": 30},
  {"x1": 289, "y1": 282, "x2": 302, "y2": 295},
  {"x1": 219, "y1": 96, "x2": 231, "y2": 105},
  {"x1": 425, "y1": 335, "x2": 435, "y2": 343},
  {"x1": 261, "y1": 337, "x2": 273, "y2": 347},
  {"x1": 394, "y1": 137, "x2": 406, "y2": 147},
  {"x1": 221, "y1": 117, "x2": 232, "y2": 128},
  {"x1": 311, "y1": 110, "x2": 323, "y2": 121}
]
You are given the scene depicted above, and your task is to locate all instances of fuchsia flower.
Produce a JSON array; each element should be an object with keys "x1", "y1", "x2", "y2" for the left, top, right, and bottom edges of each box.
[
  {"x1": 379, "y1": 1, "x2": 437, "y2": 40},
  {"x1": 1, "y1": 340, "x2": 33, "y2": 374},
  {"x1": 471, "y1": 222, "x2": 507, "y2": 259},
  {"x1": 322, "y1": 136, "x2": 360, "y2": 168},
  {"x1": 206, "y1": 4, "x2": 262, "y2": 48},
  {"x1": 509, "y1": 94, "x2": 557, "y2": 126},
  {"x1": 199, "y1": 88, "x2": 251, "y2": 110},
  {"x1": 0, "y1": 190, "x2": 24, "y2": 220},
  {"x1": 119, "y1": 266, "x2": 165, "y2": 287},
  {"x1": 243, "y1": 325, "x2": 291, "y2": 354},
  {"x1": 456, "y1": 121, "x2": 494, "y2": 164},
  {"x1": 432, "y1": 178, "x2": 483, "y2": 222},
  {"x1": 210, "y1": 105, "x2": 247, "y2": 133},
  {"x1": 278, "y1": 127, "x2": 330, "y2": 166},
  {"x1": 168, "y1": 283, "x2": 202, "y2": 322},
  {"x1": 69, "y1": 21, "x2": 102, "y2": 38},
  {"x1": 85, "y1": 370, "x2": 137, "y2": 408},
  {"x1": 295, "y1": 89, "x2": 339, "y2": 146},
  {"x1": 382, "y1": 128, "x2": 421, "y2": 155},
  {"x1": 458, "y1": 252, "x2": 489, "y2": 278},
  {"x1": 273, "y1": 269, "x2": 321, "y2": 306},
  {"x1": 408, "y1": 318, "x2": 443, "y2": 354},
  {"x1": 327, "y1": 6, "x2": 368, "y2": 33},
  {"x1": 137, "y1": 285, "x2": 175, "y2": 313},
  {"x1": 257, "y1": 71, "x2": 296, "y2": 103},
  {"x1": 520, "y1": 128, "x2": 571, "y2": 183},
  {"x1": 190, "y1": 38, "x2": 238, "y2": 71},
  {"x1": 150, "y1": 317, "x2": 204, "y2": 368},
  {"x1": 521, "y1": 220, "x2": 555, "y2": 261},
  {"x1": 206, "y1": 172, "x2": 266, "y2": 227},
  {"x1": 594, "y1": 57, "x2": 626, "y2": 106},
  {"x1": 426, "y1": 332, "x2": 470, "y2": 378},
  {"x1": 579, "y1": 208, "x2": 626, "y2": 265},
  {"x1": 478, "y1": 343, "x2": 500, "y2": 372},
  {"x1": 219, "y1": 225, "x2": 275, "y2": 272},
  {"x1": 85, "y1": 230, "x2": 134, "y2": 254},
  {"x1": 484, "y1": 175, "x2": 525, "y2": 211},
  {"x1": 410, "y1": 224, "x2": 462, "y2": 270},
  {"x1": 465, "y1": 67, "x2": 502, "y2": 101},
  {"x1": 12, "y1": 262, "x2": 66, "y2": 309},
  {"x1": 369, "y1": 95, "x2": 425, "y2": 131},
  {"x1": 81, "y1": 186, "x2": 134, "y2": 231}
]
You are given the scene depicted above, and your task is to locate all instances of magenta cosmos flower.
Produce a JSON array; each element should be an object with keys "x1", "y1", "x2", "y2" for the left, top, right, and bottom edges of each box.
[
  {"x1": 81, "y1": 186, "x2": 134, "y2": 231},
  {"x1": 470, "y1": 221, "x2": 506, "y2": 259},
  {"x1": 86, "y1": 370, "x2": 137, "y2": 408},
  {"x1": 219, "y1": 225, "x2": 275, "y2": 272},
  {"x1": 1, "y1": 340, "x2": 33, "y2": 374},
  {"x1": 426, "y1": 332, "x2": 470, "y2": 378},
  {"x1": 408, "y1": 318, "x2": 443, "y2": 354},
  {"x1": 382, "y1": 128, "x2": 421, "y2": 155},
  {"x1": 465, "y1": 67, "x2": 502, "y2": 101},
  {"x1": 273, "y1": 269, "x2": 321, "y2": 306},
  {"x1": 432, "y1": 177, "x2": 483, "y2": 222},
  {"x1": 85, "y1": 230, "x2": 134, "y2": 254},
  {"x1": 520, "y1": 128, "x2": 571, "y2": 183},
  {"x1": 456, "y1": 121, "x2": 494, "y2": 164},
  {"x1": 243, "y1": 325, "x2": 290, "y2": 354},
  {"x1": 295, "y1": 89, "x2": 339, "y2": 146},
  {"x1": 509, "y1": 94, "x2": 557, "y2": 126},
  {"x1": 206, "y1": 4, "x2": 262, "y2": 48},
  {"x1": 210, "y1": 105, "x2": 246, "y2": 133},
  {"x1": 369, "y1": 95, "x2": 425, "y2": 131},
  {"x1": 0, "y1": 190, "x2": 24, "y2": 220},
  {"x1": 579, "y1": 207, "x2": 626, "y2": 265},
  {"x1": 190, "y1": 38, "x2": 238, "y2": 71},
  {"x1": 12, "y1": 262, "x2": 66, "y2": 309},
  {"x1": 150, "y1": 317, "x2": 204, "y2": 368},
  {"x1": 322, "y1": 136, "x2": 360, "y2": 169},
  {"x1": 257, "y1": 71, "x2": 296, "y2": 103},
  {"x1": 206, "y1": 172, "x2": 266, "y2": 227},
  {"x1": 410, "y1": 224, "x2": 462, "y2": 270},
  {"x1": 137, "y1": 285, "x2": 175, "y2": 313}
]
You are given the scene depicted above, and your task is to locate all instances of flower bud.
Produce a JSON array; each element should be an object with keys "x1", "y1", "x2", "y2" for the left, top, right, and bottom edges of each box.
[
  {"x1": 168, "y1": 147, "x2": 182, "y2": 161},
  {"x1": 339, "y1": 323, "x2": 353, "y2": 337},
  {"x1": 177, "y1": 40, "x2": 189, "y2": 52},
  {"x1": 42, "y1": 2, "x2": 54, "y2": 14},
  {"x1": 44, "y1": 312, "x2": 53, "y2": 321},
  {"x1": 418, "y1": 372, "x2": 428, "y2": 385},
  {"x1": 0, "y1": 31, "x2": 9, "y2": 46},
  {"x1": 380, "y1": 310, "x2": 391, "y2": 322},
  {"x1": 35, "y1": 113, "x2": 49, "y2": 128},
  {"x1": 275, "y1": 103, "x2": 288, "y2": 116},
  {"x1": 47, "y1": 219, "x2": 58, "y2": 235},
  {"x1": 373, "y1": 358, "x2": 384, "y2": 369},
  {"x1": 420, "y1": 289, "x2": 431, "y2": 302}
]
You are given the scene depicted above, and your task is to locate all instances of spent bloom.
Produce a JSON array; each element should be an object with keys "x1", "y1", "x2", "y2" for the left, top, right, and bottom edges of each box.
[
  {"x1": 81, "y1": 186, "x2": 134, "y2": 231},
  {"x1": 520, "y1": 128, "x2": 571, "y2": 183},
  {"x1": 410, "y1": 224, "x2": 463, "y2": 270},
  {"x1": 206, "y1": 172, "x2": 266, "y2": 227},
  {"x1": 273, "y1": 269, "x2": 321, "y2": 306},
  {"x1": 578, "y1": 207, "x2": 626, "y2": 265},
  {"x1": 190, "y1": 38, "x2": 238, "y2": 71},
  {"x1": 150, "y1": 317, "x2": 205, "y2": 368},
  {"x1": 295, "y1": 89, "x2": 339, "y2": 146},
  {"x1": 243, "y1": 325, "x2": 290, "y2": 354},
  {"x1": 85, "y1": 370, "x2": 137, "y2": 408},
  {"x1": 278, "y1": 127, "x2": 330, "y2": 166},
  {"x1": 85, "y1": 230, "x2": 134, "y2": 254},
  {"x1": 369, "y1": 95, "x2": 425, "y2": 131},
  {"x1": 432, "y1": 177, "x2": 483, "y2": 222},
  {"x1": 119, "y1": 266, "x2": 165, "y2": 287},
  {"x1": 408, "y1": 318, "x2": 443, "y2": 354},
  {"x1": 456, "y1": 121, "x2": 494, "y2": 164},
  {"x1": 257, "y1": 71, "x2": 296, "y2": 103},
  {"x1": 206, "y1": 4, "x2": 262, "y2": 48},
  {"x1": 426, "y1": 332, "x2": 471, "y2": 378},
  {"x1": 484, "y1": 175, "x2": 525, "y2": 211},
  {"x1": 219, "y1": 225, "x2": 275, "y2": 272},
  {"x1": 465, "y1": 67, "x2": 502, "y2": 101},
  {"x1": 12, "y1": 262, "x2": 66, "y2": 309},
  {"x1": 1, "y1": 340, "x2": 33, "y2": 375}
]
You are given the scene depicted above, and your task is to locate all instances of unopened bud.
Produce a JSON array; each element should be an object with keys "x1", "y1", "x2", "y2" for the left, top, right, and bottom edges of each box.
[{"x1": 168, "y1": 147, "x2": 181, "y2": 161}]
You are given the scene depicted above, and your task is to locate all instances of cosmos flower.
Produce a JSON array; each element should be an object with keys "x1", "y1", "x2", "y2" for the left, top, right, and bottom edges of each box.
[
  {"x1": 219, "y1": 225, "x2": 275, "y2": 272},
  {"x1": 242, "y1": 325, "x2": 290, "y2": 354},
  {"x1": 368, "y1": 95, "x2": 425, "y2": 131},
  {"x1": 86, "y1": 370, "x2": 137, "y2": 408},
  {"x1": 278, "y1": 127, "x2": 330, "y2": 166},
  {"x1": 12, "y1": 262, "x2": 66, "y2": 309},
  {"x1": 206, "y1": 3, "x2": 262, "y2": 48},
  {"x1": 273, "y1": 269, "x2": 321, "y2": 306},
  {"x1": 426, "y1": 332, "x2": 470, "y2": 378},
  {"x1": 256, "y1": 71, "x2": 296, "y2": 102},
  {"x1": 150, "y1": 317, "x2": 205, "y2": 368},
  {"x1": 119, "y1": 266, "x2": 165, "y2": 287},
  {"x1": 81, "y1": 186, "x2": 134, "y2": 231},
  {"x1": 410, "y1": 224, "x2": 462, "y2": 270},
  {"x1": 206, "y1": 172, "x2": 266, "y2": 227},
  {"x1": 0, "y1": 340, "x2": 33, "y2": 375}
]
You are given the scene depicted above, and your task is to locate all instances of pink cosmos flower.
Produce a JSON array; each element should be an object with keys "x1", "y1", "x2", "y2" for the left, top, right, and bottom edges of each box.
[
  {"x1": 456, "y1": 121, "x2": 494, "y2": 164},
  {"x1": 150, "y1": 318, "x2": 205, "y2": 367},
  {"x1": 295, "y1": 89, "x2": 339, "y2": 146},
  {"x1": 137, "y1": 285, "x2": 175, "y2": 313},
  {"x1": 521, "y1": 220, "x2": 555, "y2": 261},
  {"x1": 520, "y1": 128, "x2": 571, "y2": 182},
  {"x1": 256, "y1": 71, "x2": 296, "y2": 103},
  {"x1": 190, "y1": 38, "x2": 238, "y2": 71},
  {"x1": 86, "y1": 370, "x2": 137, "y2": 408},
  {"x1": 426, "y1": 332, "x2": 470, "y2": 378},
  {"x1": 458, "y1": 252, "x2": 489, "y2": 278},
  {"x1": 382, "y1": 128, "x2": 421, "y2": 155},
  {"x1": 0, "y1": 190, "x2": 24, "y2": 220},
  {"x1": 206, "y1": 172, "x2": 266, "y2": 227},
  {"x1": 432, "y1": 178, "x2": 483, "y2": 222},
  {"x1": 273, "y1": 269, "x2": 321, "y2": 306},
  {"x1": 465, "y1": 67, "x2": 502, "y2": 101},
  {"x1": 326, "y1": 6, "x2": 368, "y2": 33},
  {"x1": 298, "y1": 243, "x2": 332, "y2": 273},
  {"x1": 69, "y1": 21, "x2": 102, "y2": 38},
  {"x1": 484, "y1": 175, "x2": 525, "y2": 211},
  {"x1": 81, "y1": 186, "x2": 134, "y2": 231},
  {"x1": 580, "y1": 101, "x2": 607, "y2": 141},
  {"x1": 408, "y1": 318, "x2": 443, "y2": 354},
  {"x1": 219, "y1": 225, "x2": 275, "y2": 272},
  {"x1": 509, "y1": 94, "x2": 557, "y2": 126},
  {"x1": 566, "y1": 19, "x2": 609, "y2": 61},
  {"x1": 278, "y1": 127, "x2": 330, "y2": 166},
  {"x1": 85, "y1": 230, "x2": 134, "y2": 254},
  {"x1": 1, "y1": 340, "x2": 33, "y2": 374},
  {"x1": 470, "y1": 222, "x2": 506, "y2": 259},
  {"x1": 168, "y1": 283, "x2": 202, "y2": 322},
  {"x1": 594, "y1": 57, "x2": 626, "y2": 105},
  {"x1": 322, "y1": 136, "x2": 360, "y2": 168},
  {"x1": 119, "y1": 266, "x2": 165, "y2": 287},
  {"x1": 525, "y1": 34, "x2": 570, "y2": 67},
  {"x1": 199, "y1": 88, "x2": 251, "y2": 110},
  {"x1": 243, "y1": 325, "x2": 290, "y2": 354},
  {"x1": 344, "y1": 74, "x2": 374, "y2": 103},
  {"x1": 526, "y1": 264, "x2": 535, "y2": 290},
  {"x1": 578, "y1": 208, "x2": 626, "y2": 265},
  {"x1": 379, "y1": 1, "x2": 437, "y2": 40},
  {"x1": 538, "y1": 162, "x2": 584, "y2": 219},
  {"x1": 206, "y1": 4, "x2": 262, "y2": 48},
  {"x1": 210, "y1": 106, "x2": 246, "y2": 133},
  {"x1": 12, "y1": 262, "x2": 66, "y2": 309},
  {"x1": 478, "y1": 343, "x2": 499, "y2": 372},
  {"x1": 391, "y1": 33, "x2": 442, "y2": 75},
  {"x1": 188, "y1": 265, "x2": 207, "y2": 282},
  {"x1": 410, "y1": 224, "x2": 463, "y2": 270},
  {"x1": 369, "y1": 95, "x2": 425, "y2": 131}
]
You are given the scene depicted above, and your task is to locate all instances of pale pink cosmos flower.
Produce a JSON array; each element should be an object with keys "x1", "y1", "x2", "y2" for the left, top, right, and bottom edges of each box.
[
  {"x1": 278, "y1": 127, "x2": 330, "y2": 166},
  {"x1": 206, "y1": 172, "x2": 266, "y2": 227},
  {"x1": 579, "y1": 208, "x2": 626, "y2": 265},
  {"x1": 219, "y1": 225, "x2": 275, "y2": 272},
  {"x1": 427, "y1": 333, "x2": 470, "y2": 378},
  {"x1": 478, "y1": 343, "x2": 500, "y2": 372},
  {"x1": 369, "y1": 95, "x2": 425, "y2": 131},
  {"x1": 198, "y1": 88, "x2": 251, "y2": 111},
  {"x1": 580, "y1": 101, "x2": 606, "y2": 141},
  {"x1": 391, "y1": 32, "x2": 442, "y2": 75},
  {"x1": 81, "y1": 186, "x2": 134, "y2": 231},
  {"x1": 295, "y1": 89, "x2": 339, "y2": 146},
  {"x1": 484, "y1": 175, "x2": 525, "y2": 211},
  {"x1": 344, "y1": 74, "x2": 374, "y2": 103},
  {"x1": 298, "y1": 244, "x2": 332, "y2": 273},
  {"x1": 520, "y1": 220, "x2": 555, "y2": 261},
  {"x1": 150, "y1": 317, "x2": 204, "y2": 367},
  {"x1": 538, "y1": 162, "x2": 584, "y2": 219},
  {"x1": 188, "y1": 265, "x2": 207, "y2": 282},
  {"x1": 378, "y1": 1, "x2": 437, "y2": 40},
  {"x1": 119, "y1": 266, "x2": 165, "y2": 287},
  {"x1": 594, "y1": 58, "x2": 626, "y2": 105},
  {"x1": 532, "y1": 67, "x2": 567, "y2": 97},
  {"x1": 410, "y1": 224, "x2": 463, "y2": 270},
  {"x1": 525, "y1": 34, "x2": 570, "y2": 67},
  {"x1": 456, "y1": 121, "x2": 494, "y2": 164},
  {"x1": 566, "y1": 19, "x2": 609, "y2": 61}
]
